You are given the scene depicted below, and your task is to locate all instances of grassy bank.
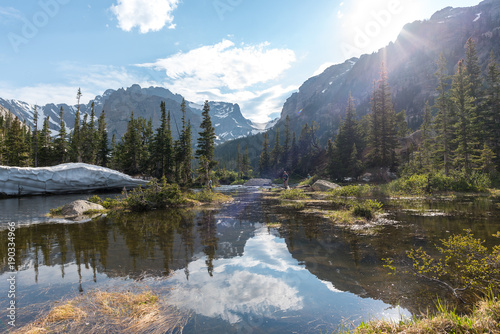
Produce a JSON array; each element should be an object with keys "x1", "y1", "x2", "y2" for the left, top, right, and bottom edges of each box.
[
  {"x1": 46, "y1": 179, "x2": 233, "y2": 217},
  {"x1": 340, "y1": 296, "x2": 500, "y2": 334},
  {"x1": 15, "y1": 289, "x2": 189, "y2": 334}
]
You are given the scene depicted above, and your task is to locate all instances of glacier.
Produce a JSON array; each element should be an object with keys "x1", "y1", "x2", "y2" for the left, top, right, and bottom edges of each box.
[{"x1": 0, "y1": 163, "x2": 148, "y2": 196}]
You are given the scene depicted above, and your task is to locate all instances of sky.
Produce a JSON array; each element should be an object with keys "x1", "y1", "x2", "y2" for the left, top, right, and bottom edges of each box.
[{"x1": 0, "y1": 0, "x2": 483, "y2": 122}]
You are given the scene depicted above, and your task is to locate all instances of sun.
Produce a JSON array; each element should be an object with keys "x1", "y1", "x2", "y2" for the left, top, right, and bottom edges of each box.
[{"x1": 337, "y1": 0, "x2": 423, "y2": 58}]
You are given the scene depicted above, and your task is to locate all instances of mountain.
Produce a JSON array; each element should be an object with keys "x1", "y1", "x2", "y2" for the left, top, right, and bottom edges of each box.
[
  {"x1": 278, "y1": 0, "x2": 500, "y2": 142},
  {"x1": 0, "y1": 85, "x2": 265, "y2": 144},
  {"x1": 215, "y1": 0, "x2": 500, "y2": 166}
]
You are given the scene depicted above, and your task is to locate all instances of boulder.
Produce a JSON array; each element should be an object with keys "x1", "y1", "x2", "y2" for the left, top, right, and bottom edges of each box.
[
  {"x1": 61, "y1": 200, "x2": 105, "y2": 218},
  {"x1": 0, "y1": 163, "x2": 148, "y2": 196},
  {"x1": 312, "y1": 180, "x2": 341, "y2": 192},
  {"x1": 244, "y1": 178, "x2": 273, "y2": 187}
]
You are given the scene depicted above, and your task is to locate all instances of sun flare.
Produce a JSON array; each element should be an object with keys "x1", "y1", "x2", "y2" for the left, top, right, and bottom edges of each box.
[{"x1": 337, "y1": 0, "x2": 423, "y2": 58}]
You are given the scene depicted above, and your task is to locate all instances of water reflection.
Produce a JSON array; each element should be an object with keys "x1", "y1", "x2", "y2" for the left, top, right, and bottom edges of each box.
[{"x1": 0, "y1": 190, "x2": 498, "y2": 332}]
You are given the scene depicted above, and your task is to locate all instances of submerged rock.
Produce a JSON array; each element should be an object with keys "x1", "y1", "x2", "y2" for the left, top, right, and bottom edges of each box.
[
  {"x1": 61, "y1": 200, "x2": 105, "y2": 218},
  {"x1": 244, "y1": 178, "x2": 273, "y2": 187},
  {"x1": 0, "y1": 163, "x2": 148, "y2": 196},
  {"x1": 312, "y1": 180, "x2": 341, "y2": 192}
]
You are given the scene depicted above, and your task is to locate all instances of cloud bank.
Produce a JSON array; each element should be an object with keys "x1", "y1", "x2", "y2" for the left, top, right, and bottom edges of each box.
[{"x1": 110, "y1": 0, "x2": 179, "y2": 33}]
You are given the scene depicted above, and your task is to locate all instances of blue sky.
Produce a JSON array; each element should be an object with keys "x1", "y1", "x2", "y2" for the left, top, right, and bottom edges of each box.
[{"x1": 0, "y1": 0, "x2": 483, "y2": 122}]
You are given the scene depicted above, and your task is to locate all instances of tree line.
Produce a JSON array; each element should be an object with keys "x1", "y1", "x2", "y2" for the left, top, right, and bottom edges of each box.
[
  {"x1": 0, "y1": 91, "x2": 217, "y2": 187},
  {"x1": 258, "y1": 38, "x2": 499, "y2": 185}
]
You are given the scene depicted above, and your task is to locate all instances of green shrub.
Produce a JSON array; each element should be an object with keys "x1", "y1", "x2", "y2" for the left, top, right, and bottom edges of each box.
[
  {"x1": 279, "y1": 189, "x2": 308, "y2": 200},
  {"x1": 125, "y1": 180, "x2": 185, "y2": 212},
  {"x1": 88, "y1": 195, "x2": 102, "y2": 204},
  {"x1": 329, "y1": 185, "x2": 372, "y2": 197},
  {"x1": 352, "y1": 199, "x2": 383, "y2": 220}
]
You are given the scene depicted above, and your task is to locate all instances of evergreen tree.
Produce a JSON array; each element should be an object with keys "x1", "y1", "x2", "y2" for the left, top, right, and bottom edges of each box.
[
  {"x1": 116, "y1": 111, "x2": 140, "y2": 174},
  {"x1": 485, "y1": 51, "x2": 500, "y2": 169},
  {"x1": 420, "y1": 101, "x2": 434, "y2": 172},
  {"x1": 259, "y1": 132, "x2": 271, "y2": 177},
  {"x1": 6, "y1": 117, "x2": 29, "y2": 166},
  {"x1": 55, "y1": 106, "x2": 67, "y2": 164},
  {"x1": 291, "y1": 132, "x2": 298, "y2": 171},
  {"x1": 39, "y1": 116, "x2": 53, "y2": 166},
  {"x1": 282, "y1": 115, "x2": 291, "y2": 168},
  {"x1": 236, "y1": 144, "x2": 243, "y2": 178},
  {"x1": 434, "y1": 53, "x2": 453, "y2": 175},
  {"x1": 175, "y1": 99, "x2": 193, "y2": 184},
  {"x1": 335, "y1": 93, "x2": 362, "y2": 177},
  {"x1": 70, "y1": 88, "x2": 82, "y2": 162},
  {"x1": 395, "y1": 109, "x2": 409, "y2": 138},
  {"x1": 465, "y1": 38, "x2": 482, "y2": 100},
  {"x1": 271, "y1": 128, "x2": 282, "y2": 168},
  {"x1": 32, "y1": 105, "x2": 39, "y2": 167},
  {"x1": 368, "y1": 64, "x2": 398, "y2": 168},
  {"x1": 153, "y1": 102, "x2": 174, "y2": 178},
  {"x1": 450, "y1": 59, "x2": 477, "y2": 171},
  {"x1": 242, "y1": 146, "x2": 251, "y2": 178},
  {"x1": 97, "y1": 110, "x2": 109, "y2": 167},
  {"x1": 196, "y1": 100, "x2": 217, "y2": 185}
]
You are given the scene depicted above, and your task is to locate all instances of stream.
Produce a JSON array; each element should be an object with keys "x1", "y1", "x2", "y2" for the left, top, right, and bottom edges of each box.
[{"x1": 0, "y1": 186, "x2": 499, "y2": 333}]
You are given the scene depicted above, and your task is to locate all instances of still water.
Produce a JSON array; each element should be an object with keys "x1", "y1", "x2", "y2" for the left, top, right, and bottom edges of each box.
[{"x1": 0, "y1": 187, "x2": 499, "y2": 333}]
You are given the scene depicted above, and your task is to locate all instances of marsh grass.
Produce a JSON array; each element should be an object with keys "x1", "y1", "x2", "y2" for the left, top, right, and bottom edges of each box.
[
  {"x1": 188, "y1": 189, "x2": 233, "y2": 204},
  {"x1": 15, "y1": 289, "x2": 190, "y2": 334},
  {"x1": 279, "y1": 189, "x2": 308, "y2": 200},
  {"x1": 339, "y1": 296, "x2": 500, "y2": 334}
]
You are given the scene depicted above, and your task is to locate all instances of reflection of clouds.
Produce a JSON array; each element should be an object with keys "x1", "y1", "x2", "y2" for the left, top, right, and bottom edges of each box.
[
  {"x1": 168, "y1": 270, "x2": 302, "y2": 323},
  {"x1": 167, "y1": 227, "x2": 304, "y2": 323},
  {"x1": 320, "y1": 280, "x2": 342, "y2": 293}
]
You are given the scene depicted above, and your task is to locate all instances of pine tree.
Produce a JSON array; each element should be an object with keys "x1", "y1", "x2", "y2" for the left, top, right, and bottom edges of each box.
[
  {"x1": 175, "y1": 99, "x2": 193, "y2": 184},
  {"x1": 465, "y1": 38, "x2": 482, "y2": 100},
  {"x1": 196, "y1": 100, "x2": 217, "y2": 185},
  {"x1": 336, "y1": 93, "x2": 362, "y2": 177},
  {"x1": 70, "y1": 88, "x2": 82, "y2": 162},
  {"x1": 259, "y1": 132, "x2": 271, "y2": 177},
  {"x1": 420, "y1": 101, "x2": 434, "y2": 172},
  {"x1": 97, "y1": 110, "x2": 109, "y2": 167},
  {"x1": 368, "y1": 64, "x2": 398, "y2": 168},
  {"x1": 32, "y1": 105, "x2": 39, "y2": 167},
  {"x1": 236, "y1": 143, "x2": 242, "y2": 178},
  {"x1": 450, "y1": 59, "x2": 477, "y2": 171},
  {"x1": 271, "y1": 128, "x2": 282, "y2": 168},
  {"x1": 395, "y1": 109, "x2": 409, "y2": 138},
  {"x1": 282, "y1": 115, "x2": 291, "y2": 168},
  {"x1": 434, "y1": 53, "x2": 453, "y2": 176},
  {"x1": 242, "y1": 146, "x2": 250, "y2": 178},
  {"x1": 153, "y1": 102, "x2": 173, "y2": 178},
  {"x1": 291, "y1": 132, "x2": 298, "y2": 171},
  {"x1": 485, "y1": 51, "x2": 500, "y2": 169},
  {"x1": 38, "y1": 116, "x2": 53, "y2": 166},
  {"x1": 55, "y1": 106, "x2": 67, "y2": 164}
]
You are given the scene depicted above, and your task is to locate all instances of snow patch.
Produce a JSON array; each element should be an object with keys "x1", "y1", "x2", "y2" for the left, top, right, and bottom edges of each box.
[{"x1": 473, "y1": 12, "x2": 481, "y2": 22}]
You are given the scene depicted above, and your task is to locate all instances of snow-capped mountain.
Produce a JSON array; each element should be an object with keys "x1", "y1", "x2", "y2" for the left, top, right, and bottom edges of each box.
[{"x1": 0, "y1": 85, "x2": 269, "y2": 144}]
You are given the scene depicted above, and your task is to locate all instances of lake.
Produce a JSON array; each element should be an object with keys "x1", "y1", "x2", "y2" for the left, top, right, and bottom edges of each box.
[{"x1": 1, "y1": 187, "x2": 499, "y2": 333}]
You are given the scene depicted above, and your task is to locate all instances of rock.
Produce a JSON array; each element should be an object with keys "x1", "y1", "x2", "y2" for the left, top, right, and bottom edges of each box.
[
  {"x1": 0, "y1": 163, "x2": 148, "y2": 196},
  {"x1": 312, "y1": 180, "x2": 341, "y2": 192},
  {"x1": 244, "y1": 178, "x2": 273, "y2": 187},
  {"x1": 61, "y1": 200, "x2": 105, "y2": 218}
]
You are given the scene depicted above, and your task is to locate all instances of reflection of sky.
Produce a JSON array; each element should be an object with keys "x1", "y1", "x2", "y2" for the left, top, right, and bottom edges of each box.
[{"x1": 166, "y1": 226, "x2": 410, "y2": 328}]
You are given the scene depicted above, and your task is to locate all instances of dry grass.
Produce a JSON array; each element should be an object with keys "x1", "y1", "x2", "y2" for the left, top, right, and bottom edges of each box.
[
  {"x1": 344, "y1": 297, "x2": 500, "y2": 334},
  {"x1": 15, "y1": 289, "x2": 190, "y2": 334}
]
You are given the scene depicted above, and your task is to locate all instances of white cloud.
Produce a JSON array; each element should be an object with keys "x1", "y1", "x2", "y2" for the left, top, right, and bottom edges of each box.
[
  {"x1": 138, "y1": 39, "x2": 297, "y2": 122},
  {"x1": 110, "y1": 0, "x2": 179, "y2": 33},
  {"x1": 0, "y1": 64, "x2": 157, "y2": 106},
  {"x1": 166, "y1": 226, "x2": 304, "y2": 324}
]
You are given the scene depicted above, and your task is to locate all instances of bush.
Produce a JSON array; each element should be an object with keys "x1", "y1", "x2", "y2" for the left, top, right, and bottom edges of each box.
[
  {"x1": 279, "y1": 189, "x2": 308, "y2": 200},
  {"x1": 125, "y1": 180, "x2": 185, "y2": 212},
  {"x1": 352, "y1": 199, "x2": 383, "y2": 220},
  {"x1": 387, "y1": 230, "x2": 500, "y2": 302},
  {"x1": 329, "y1": 185, "x2": 372, "y2": 198},
  {"x1": 88, "y1": 195, "x2": 102, "y2": 204}
]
